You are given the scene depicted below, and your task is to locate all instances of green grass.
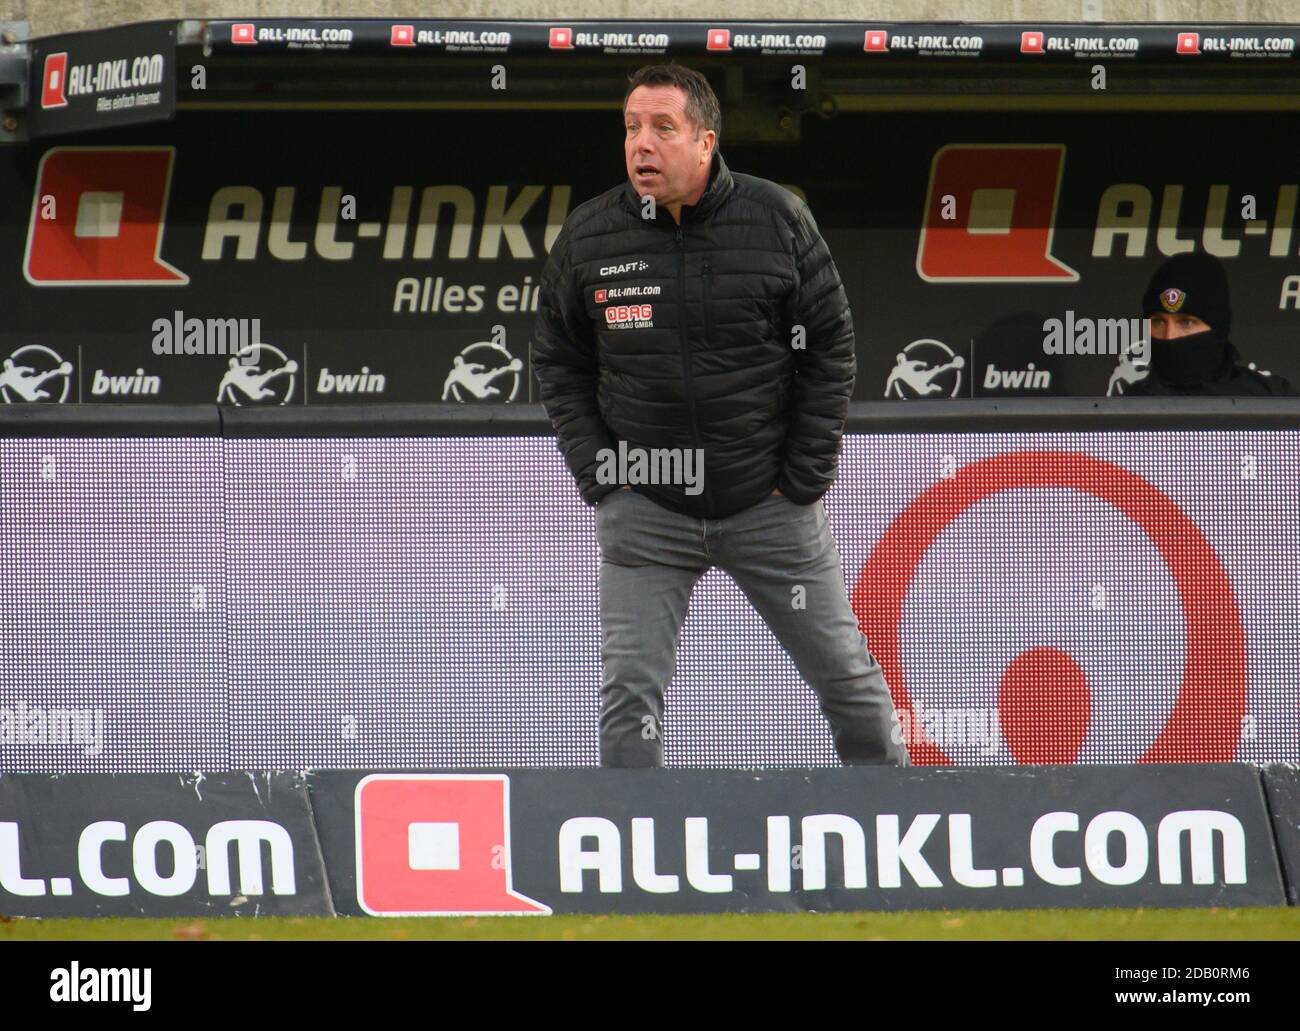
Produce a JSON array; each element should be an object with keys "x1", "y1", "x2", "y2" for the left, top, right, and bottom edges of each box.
[{"x1": 4, "y1": 907, "x2": 1299, "y2": 941}]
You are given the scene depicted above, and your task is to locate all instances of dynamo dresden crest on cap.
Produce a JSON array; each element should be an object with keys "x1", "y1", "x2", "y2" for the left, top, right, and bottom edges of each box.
[{"x1": 1160, "y1": 287, "x2": 1186, "y2": 313}]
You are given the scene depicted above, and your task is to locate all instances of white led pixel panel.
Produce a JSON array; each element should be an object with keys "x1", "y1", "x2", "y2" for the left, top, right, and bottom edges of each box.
[{"x1": 1, "y1": 431, "x2": 1295, "y2": 771}]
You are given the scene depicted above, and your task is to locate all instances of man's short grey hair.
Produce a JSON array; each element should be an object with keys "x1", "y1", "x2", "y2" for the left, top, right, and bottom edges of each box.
[{"x1": 623, "y1": 63, "x2": 721, "y2": 146}]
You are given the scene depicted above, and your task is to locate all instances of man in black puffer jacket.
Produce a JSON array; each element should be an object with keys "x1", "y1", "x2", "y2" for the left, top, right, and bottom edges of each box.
[
  {"x1": 1125, "y1": 252, "x2": 1295, "y2": 397},
  {"x1": 531, "y1": 63, "x2": 910, "y2": 768}
]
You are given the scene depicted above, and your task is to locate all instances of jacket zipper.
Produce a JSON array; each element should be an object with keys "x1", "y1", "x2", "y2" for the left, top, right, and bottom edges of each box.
[
  {"x1": 677, "y1": 227, "x2": 710, "y2": 510},
  {"x1": 702, "y1": 261, "x2": 713, "y2": 344}
]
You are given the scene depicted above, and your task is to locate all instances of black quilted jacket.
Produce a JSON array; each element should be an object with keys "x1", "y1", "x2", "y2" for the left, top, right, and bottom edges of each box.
[{"x1": 530, "y1": 150, "x2": 855, "y2": 518}]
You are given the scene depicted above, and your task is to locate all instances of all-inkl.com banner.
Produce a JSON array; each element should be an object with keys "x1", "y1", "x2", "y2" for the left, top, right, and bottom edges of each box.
[
  {"x1": 3, "y1": 765, "x2": 1293, "y2": 916},
  {"x1": 310, "y1": 766, "x2": 1287, "y2": 915},
  {"x1": 2, "y1": 108, "x2": 1298, "y2": 406},
  {"x1": 0, "y1": 429, "x2": 1295, "y2": 772}
]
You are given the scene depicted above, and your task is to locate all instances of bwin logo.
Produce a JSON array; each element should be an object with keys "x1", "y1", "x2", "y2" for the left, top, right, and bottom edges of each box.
[
  {"x1": 983, "y1": 362, "x2": 1051, "y2": 391},
  {"x1": 91, "y1": 368, "x2": 161, "y2": 397},
  {"x1": 317, "y1": 366, "x2": 386, "y2": 395}
]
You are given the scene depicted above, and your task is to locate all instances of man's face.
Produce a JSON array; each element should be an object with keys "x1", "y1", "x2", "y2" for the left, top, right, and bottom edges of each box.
[
  {"x1": 1148, "y1": 312, "x2": 1212, "y2": 339},
  {"x1": 624, "y1": 84, "x2": 714, "y2": 211}
]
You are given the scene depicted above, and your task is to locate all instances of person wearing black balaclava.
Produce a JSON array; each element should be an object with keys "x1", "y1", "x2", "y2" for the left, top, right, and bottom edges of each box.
[{"x1": 1126, "y1": 252, "x2": 1294, "y2": 396}]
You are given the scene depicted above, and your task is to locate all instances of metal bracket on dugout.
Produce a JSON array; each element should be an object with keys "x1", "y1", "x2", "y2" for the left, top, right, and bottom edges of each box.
[{"x1": 3, "y1": 397, "x2": 1300, "y2": 438}]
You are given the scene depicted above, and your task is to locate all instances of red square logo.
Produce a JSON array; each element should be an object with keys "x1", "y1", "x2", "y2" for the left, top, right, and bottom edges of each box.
[
  {"x1": 706, "y1": 29, "x2": 731, "y2": 51},
  {"x1": 864, "y1": 31, "x2": 888, "y2": 52},
  {"x1": 41, "y1": 53, "x2": 69, "y2": 109},
  {"x1": 549, "y1": 27, "x2": 573, "y2": 49},
  {"x1": 391, "y1": 25, "x2": 415, "y2": 47},
  {"x1": 595, "y1": 288, "x2": 607, "y2": 303},
  {"x1": 1021, "y1": 32, "x2": 1044, "y2": 53},
  {"x1": 1176, "y1": 32, "x2": 1200, "y2": 54},
  {"x1": 231, "y1": 23, "x2": 256, "y2": 45},
  {"x1": 24, "y1": 148, "x2": 188, "y2": 286},
  {"x1": 355, "y1": 774, "x2": 549, "y2": 916}
]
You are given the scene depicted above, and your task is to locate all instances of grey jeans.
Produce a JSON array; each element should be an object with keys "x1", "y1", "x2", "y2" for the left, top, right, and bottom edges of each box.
[{"x1": 594, "y1": 487, "x2": 911, "y2": 767}]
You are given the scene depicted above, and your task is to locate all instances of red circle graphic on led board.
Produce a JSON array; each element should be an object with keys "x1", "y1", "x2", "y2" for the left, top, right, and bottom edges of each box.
[{"x1": 852, "y1": 451, "x2": 1247, "y2": 764}]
